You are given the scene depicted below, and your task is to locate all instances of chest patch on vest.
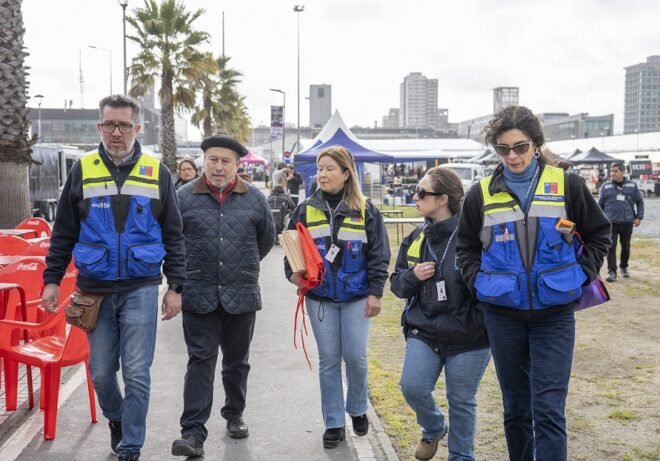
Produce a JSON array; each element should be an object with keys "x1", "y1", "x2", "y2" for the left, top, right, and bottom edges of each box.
[
  {"x1": 495, "y1": 233, "x2": 516, "y2": 243},
  {"x1": 544, "y1": 182, "x2": 558, "y2": 194},
  {"x1": 139, "y1": 165, "x2": 154, "y2": 177}
]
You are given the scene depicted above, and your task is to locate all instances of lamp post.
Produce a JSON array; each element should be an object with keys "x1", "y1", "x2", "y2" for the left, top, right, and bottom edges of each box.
[
  {"x1": 118, "y1": 0, "x2": 129, "y2": 94},
  {"x1": 269, "y1": 88, "x2": 285, "y2": 158},
  {"x1": 293, "y1": 5, "x2": 304, "y2": 153},
  {"x1": 34, "y1": 94, "x2": 44, "y2": 138},
  {"x1": 89, "y1": 45, "x2": 112, "y2": 94}
]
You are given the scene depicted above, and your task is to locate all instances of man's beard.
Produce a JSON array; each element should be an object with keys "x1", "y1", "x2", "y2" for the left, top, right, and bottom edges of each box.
[{"x1": 103, "y1": 136, "x2": 136, "y2": 160}]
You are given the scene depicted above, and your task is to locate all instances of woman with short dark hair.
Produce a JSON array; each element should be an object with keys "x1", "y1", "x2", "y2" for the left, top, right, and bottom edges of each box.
[{"x1": 174, "y1": 159, "x2": 198, "y2": 189}]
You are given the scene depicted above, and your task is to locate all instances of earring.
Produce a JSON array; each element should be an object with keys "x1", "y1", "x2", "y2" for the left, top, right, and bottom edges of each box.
[{"x1": 533, "y1": 148, "x2": 541, "y2": 159}]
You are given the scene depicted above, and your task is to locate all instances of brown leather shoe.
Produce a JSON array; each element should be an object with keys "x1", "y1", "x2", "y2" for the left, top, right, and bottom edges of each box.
[{"x1": 414, "y1": 426, "x2": 447, "y2": 460}]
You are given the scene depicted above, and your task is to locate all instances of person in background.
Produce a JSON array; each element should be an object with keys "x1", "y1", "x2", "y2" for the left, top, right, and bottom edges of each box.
[
  {"x1": 42, "y1": 94, "x2": 186, "y2": 461},
  {"x1": 171, "y1": 135, "x2": 275, "y2": 457},
  {"x1": 598, "y1": 162, "x2": 644, "y2": 282},
  {"x1": 175, "y1": 159, "x2": 199, "y2": 189},
  {"x1": 391, "y1": 167, "x2": 490, "y2": 461},
  {"x1": 284, "y1": 146, "x2": 390, "y2": 449},
  {"x1": 271, "y1": 162, "x2": 286, "y2": 190},
  {"x1": 268, "y1": 185, "x2": 295, "y2": 234},
  {"x1": 456, "y1": 106, "x2": 611, "y2": 461},
  {"x1": 286, "y1": 166, "x2": 304, "y2": 205},
  {"x1": 237, "y1": 167, "x2": 252, "y2": 183}
]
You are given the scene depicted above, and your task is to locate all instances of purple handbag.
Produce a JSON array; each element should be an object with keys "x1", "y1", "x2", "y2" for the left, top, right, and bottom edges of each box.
[{"x1": 573, "y1": 233, "x2": 611, "y2": 311}]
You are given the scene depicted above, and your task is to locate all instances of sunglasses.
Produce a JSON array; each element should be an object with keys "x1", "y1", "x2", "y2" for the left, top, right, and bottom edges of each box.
[
  {"x1": 415, "y1": 187, "x2": 444, "y2": 199},
  {"x1": 493, "y1": 140, "x2": 532, "y2": 156},
  {"x1": 100, "y1": 122, "x2": 134, "y2": 134}
]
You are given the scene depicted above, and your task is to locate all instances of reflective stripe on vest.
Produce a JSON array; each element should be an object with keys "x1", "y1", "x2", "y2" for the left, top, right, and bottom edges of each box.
[
  {"x1": 306, "y1": 204, "x2": 367, "y2": 243},
  {"x1": 406, "y1": 230, "x2": 425, "y2": 266},
  {"x1": 81, "y1": 152, "x2": 161, "y2": 200}
]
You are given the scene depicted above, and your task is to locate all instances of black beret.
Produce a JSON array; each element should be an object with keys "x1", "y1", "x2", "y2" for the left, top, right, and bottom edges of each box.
[{"x1": 200, "y1": 134, "x2": 248, "y2": 157}]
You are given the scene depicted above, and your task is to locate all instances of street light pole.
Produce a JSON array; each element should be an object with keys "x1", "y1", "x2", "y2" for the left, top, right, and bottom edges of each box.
[
  {"x1": 294, "y1": 5, "x2": 304, "y2": 153},
  {"x1": 89, "y1": 45, "x2": 112, "y2": 94},
  {"x1": 118, "y1": 0, "x2": 128, "y2": 94},
  {"x1": 270, "y1": 88, "x2": 286, "y2": 158},
  {"x1": 34, "y1": 94, "x2": 44, "y2": 139}
]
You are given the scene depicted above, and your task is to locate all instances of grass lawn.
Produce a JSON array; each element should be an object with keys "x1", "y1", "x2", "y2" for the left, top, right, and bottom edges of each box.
[{"x1": 368, "y1": 219, "x2": 660, "y2": 461}]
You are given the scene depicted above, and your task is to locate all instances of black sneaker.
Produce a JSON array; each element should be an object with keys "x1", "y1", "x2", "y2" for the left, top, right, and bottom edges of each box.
[
  {"x1": 605, "y1": 271, "x2": 617, "y2": 282},
  {"x1": 227, "y1": 417, "x2": 249, "y2": 438},
  {"x1": 352, "y1": 414, "x2": 369, "y2": 436},
  {"x1": 621, "y1": 268, "x2": 630, "y2": 278},
  {"x1": 171, "y1": 434, "x2": 204, "y2": 457},
  {"x1": 109, "y1": 420, "x2": 122, "y2": 455},
  {"x1": 323, "y1": 426, "x2": 345, "y2": 449}
]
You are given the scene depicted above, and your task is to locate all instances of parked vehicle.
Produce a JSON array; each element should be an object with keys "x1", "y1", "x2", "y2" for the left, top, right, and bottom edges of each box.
[
  {"x1": 29, "y1": 144, "x2": 84, "y2": 221},
  {"x1": 438, "y1": 162, "x2": 486, "y2": 192}
]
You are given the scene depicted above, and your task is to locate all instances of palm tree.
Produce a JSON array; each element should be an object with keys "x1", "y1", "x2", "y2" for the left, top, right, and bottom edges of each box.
[
  {"x1": 191, "y1": 55, "x2": 251, "y2": 143},
  {"x1": 127, "y1": 0, "x2": 215, "y2": 172},
  {"x1": 0, "y1": 0, "x2": 37, "y2": 227}
]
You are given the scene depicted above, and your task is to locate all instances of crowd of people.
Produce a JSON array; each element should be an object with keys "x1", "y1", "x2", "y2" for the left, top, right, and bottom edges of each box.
[{"x1": 41, "y1": 94, "x2": 639, "y2": 461}]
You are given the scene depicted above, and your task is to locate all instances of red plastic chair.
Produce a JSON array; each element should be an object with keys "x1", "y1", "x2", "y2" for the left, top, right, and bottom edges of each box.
[
  {"x1": 0, "y1": 235, "x2": 31, "y2": 256},
  {"x1": 0, "y1": 257, "x2": 47, "y2": 324},
  {"x1": 16, "y1": 217, "x2": 51, "y2": 238},
  {"x1": 21, "y1": 237, "x2": 51, "y2": 257},
  {"x1": 0, "y1": 296, "x2": 97, "y2": 440}
]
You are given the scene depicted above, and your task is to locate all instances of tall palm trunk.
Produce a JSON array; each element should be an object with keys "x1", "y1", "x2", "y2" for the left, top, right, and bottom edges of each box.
[
  {"x1": 160, "y1": 68, "x2": 177, "y2": 172},
  {"x1": 0, "y1": 0, "x2": 34, "y2": 227},
  {"x1": 202, "y1": 96, "x2": 213, "y2": 138}
]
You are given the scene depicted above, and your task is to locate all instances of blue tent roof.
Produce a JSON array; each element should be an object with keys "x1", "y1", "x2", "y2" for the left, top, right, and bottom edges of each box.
[{"x1": 294, "y1": 129, "x2": 393, "y2": 164}]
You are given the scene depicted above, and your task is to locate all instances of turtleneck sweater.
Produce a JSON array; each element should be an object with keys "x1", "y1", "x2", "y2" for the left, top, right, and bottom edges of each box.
[
  {"x1": 322, "y1": 187, "x2": 346, "y2": 210},
  {"x1": 502, "y1": 156, "x2": 539, "y2": 212}
]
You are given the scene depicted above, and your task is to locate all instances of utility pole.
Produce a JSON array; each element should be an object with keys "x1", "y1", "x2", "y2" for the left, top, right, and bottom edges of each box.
[
  {"x1": 294, "y1": 5, "x2": 304, "y2": 153},
  {"x1": 119, "y1": 0, "x2": 129, "y2": 94}
]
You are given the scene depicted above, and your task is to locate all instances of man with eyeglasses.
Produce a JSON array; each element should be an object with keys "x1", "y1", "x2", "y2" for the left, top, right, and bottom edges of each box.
[{"x1": 42, "y1": 94, "x2": 186, "y2": 461}]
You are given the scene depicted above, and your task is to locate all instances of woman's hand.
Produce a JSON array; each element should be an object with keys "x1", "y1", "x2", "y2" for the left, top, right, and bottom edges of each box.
[
  {"x1": 289, "y1": 272, "x2": 303, "y2": 286},
  {"x1": 365, "y1": 295, "x2": 382, "y2": 317},
  {"x1": 413, "y1": 262, "x2": 436, "y2": 281}
]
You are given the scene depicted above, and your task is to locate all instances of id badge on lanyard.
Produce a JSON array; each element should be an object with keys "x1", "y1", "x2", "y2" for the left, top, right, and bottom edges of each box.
[{"x1": 425, "y1": 228, "x2": 456, "y2": 303}]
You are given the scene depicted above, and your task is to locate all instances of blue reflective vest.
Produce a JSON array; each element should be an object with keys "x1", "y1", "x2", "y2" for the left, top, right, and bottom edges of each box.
[
  {"x1": 72, "y1": 152, "x2": 166, "y2": 281},
  {"x1": 474, "y1": 165, "x2": 587, "y2": 310},
  {"x1": 306, "y1": 201, "x2": 369, "y2": 302}
]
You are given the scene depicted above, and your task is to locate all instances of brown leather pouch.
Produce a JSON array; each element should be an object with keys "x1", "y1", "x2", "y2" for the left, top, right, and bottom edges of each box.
[{"x1": 65, "y1": 290, "x2": 105, "y2": 333}]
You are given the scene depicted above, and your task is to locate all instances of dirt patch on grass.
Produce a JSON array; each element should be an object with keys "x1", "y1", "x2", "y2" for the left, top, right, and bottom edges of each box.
[{"x1": 369, "y1": 237, "x2": 660, "y2": 461}]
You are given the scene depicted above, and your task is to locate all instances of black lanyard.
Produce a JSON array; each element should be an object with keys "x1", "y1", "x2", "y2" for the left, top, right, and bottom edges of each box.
[{"x1": 521, "y1": 166, "x2": 540, "y2": 212}]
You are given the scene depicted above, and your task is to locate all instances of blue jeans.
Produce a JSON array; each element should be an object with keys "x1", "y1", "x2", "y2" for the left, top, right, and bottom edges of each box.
[
  {"x1": 306, "y1": 297, "x2": 371, "y2": 429},
  {"x1": 87, "y1": 285, "x2": 159, "y2": 457},
  {"x1": 484, "y1": 309, "x2": 575, "y2": 461},
  {"x1": 400, "y1": 338, "x2": 491, "y2": 461}
]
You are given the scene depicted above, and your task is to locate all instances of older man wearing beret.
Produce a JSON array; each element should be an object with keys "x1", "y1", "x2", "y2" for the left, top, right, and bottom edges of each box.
[{"x1": 171, "y1": 135, "x2": 275, "y2": 457}]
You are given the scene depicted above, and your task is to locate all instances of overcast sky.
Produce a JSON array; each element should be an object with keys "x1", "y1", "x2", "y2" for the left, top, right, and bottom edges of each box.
[{"x1": 22, "y1": 0, "x2": 660, "y2": 140}]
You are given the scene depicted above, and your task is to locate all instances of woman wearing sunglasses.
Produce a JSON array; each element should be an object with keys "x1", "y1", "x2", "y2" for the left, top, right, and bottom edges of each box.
[
  {"x1": 456, "y1": 106, "x2": 611, "y2": 461},
  {"x1": 284, "y1": 146, "x2": 390, "y2": 449},
  {"x1": 390, "y1": 167, "x2": 490, "y2": 461}
]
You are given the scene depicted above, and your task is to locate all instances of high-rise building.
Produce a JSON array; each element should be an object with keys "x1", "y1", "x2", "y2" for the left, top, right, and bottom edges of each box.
[
  {"x1": 382, "y1": 108, "x2": 400, "y2": 129},
  {"x1": 399, "y1": 72, "x2": 438, "y2": 129},
  {"x1": 624, "y1": 56, "x2": 660, "y2": 134},
  {"x1": 309, "y1": 84, "x2": 332, "y2": 128},
  {"x1": 493, "y1": 87, "x2": 519, "y2": 113}
]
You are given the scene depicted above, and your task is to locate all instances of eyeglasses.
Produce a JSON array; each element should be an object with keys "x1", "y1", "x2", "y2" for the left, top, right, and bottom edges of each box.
[
  {"x1": 415, "y1": 187, "x2": 444, "y2": 199},
  {"x1": 493, "y1": 140, "x2": 533, "y2": 156},
  {"x1": 100, "y1": 122, "x2": 134, "y2": 134}
]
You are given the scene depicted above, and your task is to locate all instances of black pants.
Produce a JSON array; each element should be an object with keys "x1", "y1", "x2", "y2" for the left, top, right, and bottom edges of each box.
[
  {"x1": 179, "y1": 305, "x2": 256, "y2": 442},
  {"x1": 607, "y1": 222, "x2": 634, "y2": 273}
]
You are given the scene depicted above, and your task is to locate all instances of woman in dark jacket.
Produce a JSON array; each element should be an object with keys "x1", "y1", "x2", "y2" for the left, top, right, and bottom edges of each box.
[
  {"x1": 456, "y1": 106, "x2": 611, "y2": 461},
  {"x1": 174, "y1": 159, "x2": 199, "y2": 189},
  {"x1": 284, "y1": 146, "x2": 390, "y2": 449},
  {"x1": 391, "y1": 167, "x2": 490, "y2": 461}
]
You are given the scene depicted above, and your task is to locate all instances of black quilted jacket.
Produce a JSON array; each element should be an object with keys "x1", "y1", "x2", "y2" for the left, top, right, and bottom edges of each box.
[{"x1": 177, "y1": 175, "x2": 275, "y2": 314}]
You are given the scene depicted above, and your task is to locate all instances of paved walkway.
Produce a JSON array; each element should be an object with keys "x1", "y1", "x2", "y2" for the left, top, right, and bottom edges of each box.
[{"x1": 0, "y1": 246, "x2": 397, "y2": 461}]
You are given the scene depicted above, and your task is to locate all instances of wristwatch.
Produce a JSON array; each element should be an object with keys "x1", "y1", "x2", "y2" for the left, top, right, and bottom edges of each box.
[{"x1": 168, "y1": 283, "x2": 183, "y2": 294}]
